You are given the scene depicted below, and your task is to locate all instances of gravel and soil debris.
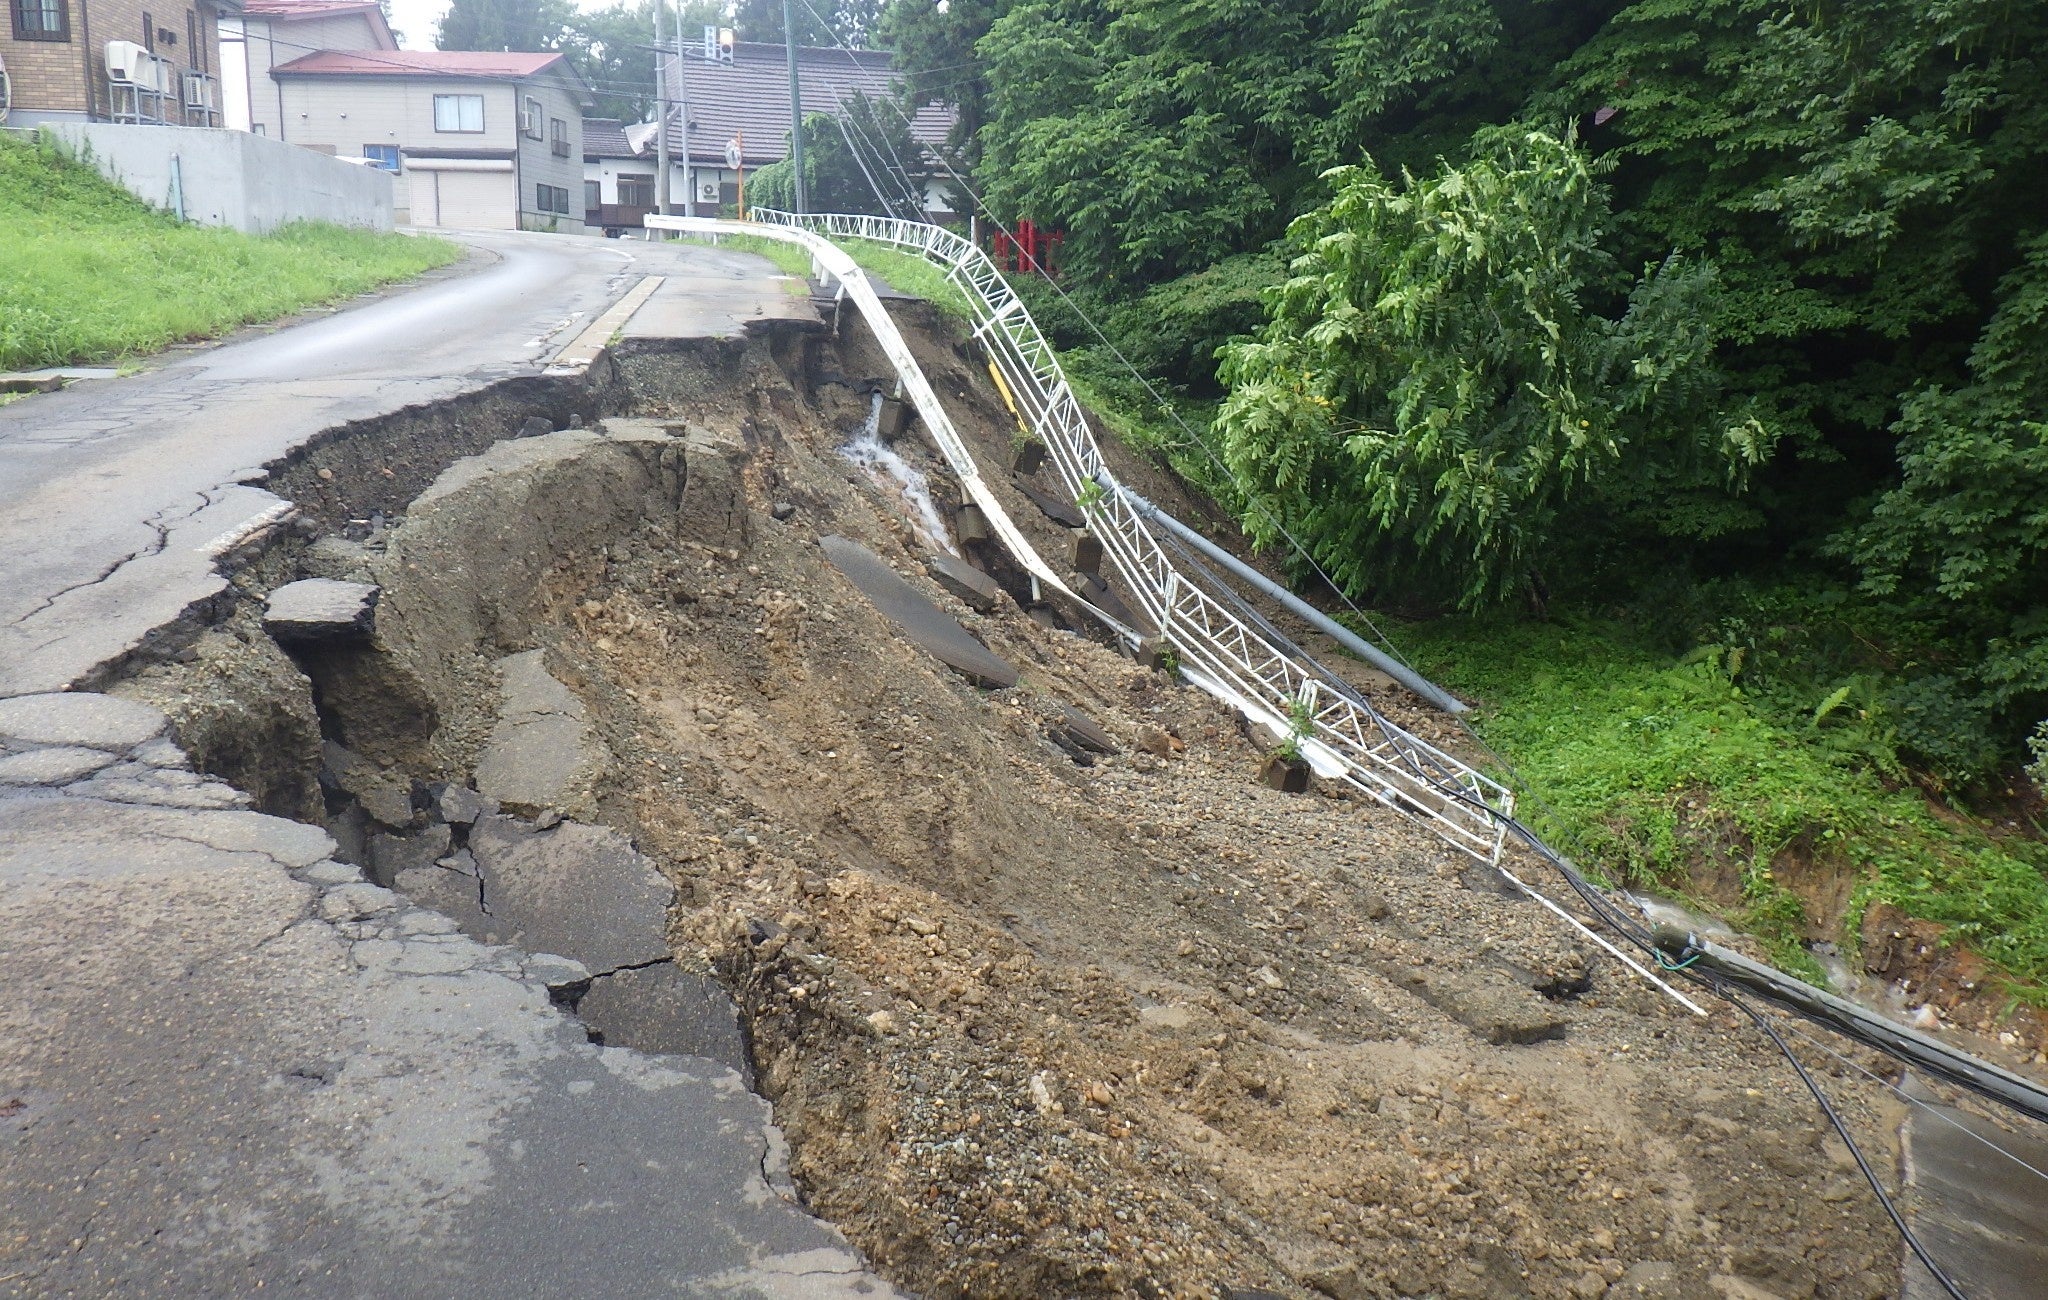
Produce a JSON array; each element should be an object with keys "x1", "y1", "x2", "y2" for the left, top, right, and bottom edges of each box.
[
  {"x1": 511, "y1": 315, "x2": 1903, "y2": 1299},
  {"x1": 131, "y1": 306, "x2": 1928, "y2": 1298}
]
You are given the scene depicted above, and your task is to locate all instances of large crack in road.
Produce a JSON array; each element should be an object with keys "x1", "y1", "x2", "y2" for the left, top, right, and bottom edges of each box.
[{"x1": 83, "y1": 305, "x2": 1938, "y2": 1299}]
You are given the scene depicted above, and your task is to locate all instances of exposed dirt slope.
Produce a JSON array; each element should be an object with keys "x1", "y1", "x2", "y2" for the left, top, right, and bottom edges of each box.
[
  {"x1": 538, "y1": 316, "x2": 1902, "y2": 1299},
  {"x1": 123, "y1": 303, "x2": 1915, "y2": 1300}
]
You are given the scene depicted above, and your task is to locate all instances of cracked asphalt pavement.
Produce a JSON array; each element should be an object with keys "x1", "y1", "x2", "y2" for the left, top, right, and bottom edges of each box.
[
  {"x1": 0, "y1": 229, "x2": 775, "y2": 697},
  {"x1": 0, "y1": 234, "x2": 901, "y2": 1297}
]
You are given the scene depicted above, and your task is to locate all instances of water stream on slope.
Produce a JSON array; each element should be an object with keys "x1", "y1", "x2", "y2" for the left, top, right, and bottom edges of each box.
[{"x1": 839, "y1": 391, "x2": 957, "y2": 556}]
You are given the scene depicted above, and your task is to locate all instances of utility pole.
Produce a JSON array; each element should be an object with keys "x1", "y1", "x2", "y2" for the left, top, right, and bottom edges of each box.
[
  {"x1": 783, "y1": 0, "x2": 806, "y2": 213},
  {"x1": 673, "y1": 3, "x2": 692, "y2": 216},
  {"x1": 653, "y1": 0, "x2": 671, "y2": 216}
]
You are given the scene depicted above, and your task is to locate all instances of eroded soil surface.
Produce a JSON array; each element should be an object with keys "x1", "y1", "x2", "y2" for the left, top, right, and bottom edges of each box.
[
  {"x1": 528, "y1": 313, "x2": 1904, "y2": 1300},
  {"x1": 121, "y1": 303, "x2": 1931, "y2": 1299}
]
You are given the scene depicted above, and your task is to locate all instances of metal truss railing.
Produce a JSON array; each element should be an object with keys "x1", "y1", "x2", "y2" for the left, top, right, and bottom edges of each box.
[{"x1": 742, "y1": 209, "x2": 1516, "y2": 864}]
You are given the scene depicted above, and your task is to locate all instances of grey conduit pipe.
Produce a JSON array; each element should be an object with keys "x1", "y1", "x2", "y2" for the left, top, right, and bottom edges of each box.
[{"x1": 1117, "y1": 486, "x2": 1470, "y2": 715}]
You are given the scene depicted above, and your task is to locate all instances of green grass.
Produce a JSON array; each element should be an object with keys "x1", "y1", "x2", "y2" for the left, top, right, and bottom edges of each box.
[
  {"x1": 692, "y1": 230, "x2": 816, "y2": 279},
  {"x1": 1393, "y1": 613, "x2": 2048, "y2": 992},
  {"x1": 0, "y1": 133, "x2": 460, "y2": 370},
  {"x1": 838, "y1": 238, "x2": 974, "y2": 319}
]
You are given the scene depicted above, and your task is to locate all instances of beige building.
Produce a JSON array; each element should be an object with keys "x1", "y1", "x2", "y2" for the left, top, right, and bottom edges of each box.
[
  {"x1": 2, "y1": 0, "x2": 232, "y2": 126},
  {"x1": 268, "y1": 48, "x2": 590, "y2": 230},
  {"x1": 221, "y1": 0, "x2": 391, "y2": 137}
]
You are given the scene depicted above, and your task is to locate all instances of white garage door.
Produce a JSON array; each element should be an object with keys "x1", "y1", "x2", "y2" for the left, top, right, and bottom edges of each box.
[{"x1": 420, "y1": 169, "x2": 515, "y2": 230}]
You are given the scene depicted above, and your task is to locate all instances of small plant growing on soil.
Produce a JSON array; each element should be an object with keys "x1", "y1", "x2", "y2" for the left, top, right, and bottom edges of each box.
[
  {"x1": 1074, "y1": 479, "x2": 1106, "y2": 517},
  {"x1": 1260, "y1": 692, "x2": 1317, "y2": 792}
]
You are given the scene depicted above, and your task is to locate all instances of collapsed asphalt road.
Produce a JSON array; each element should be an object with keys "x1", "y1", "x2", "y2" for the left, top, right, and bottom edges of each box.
[
  {"x1": 0, "y1": 229, "x2": 788, "y2": 698},
  {"x1": 0, "y1": 234, "x2": 897, "y2": 1297}
]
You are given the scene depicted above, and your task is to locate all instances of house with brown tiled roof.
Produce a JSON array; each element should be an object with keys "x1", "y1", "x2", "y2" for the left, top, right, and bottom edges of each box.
[
  {"x1": 267, "y1": 47, "x2": 592, "y2": 230},
  {"x1": 644, "y1": 39, "x2": 956, "y2": 219},
  {"x1": 582, "y1": 114, "x2": 654, "y2": 234}
]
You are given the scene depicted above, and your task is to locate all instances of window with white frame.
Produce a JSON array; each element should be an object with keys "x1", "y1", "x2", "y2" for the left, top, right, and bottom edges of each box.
[
  {"x1": 362, "y1": 144, "x2": 400, "y2": 172},
  {"x1": 433, "y1": 93, "x2": 484, "y2": 133}
]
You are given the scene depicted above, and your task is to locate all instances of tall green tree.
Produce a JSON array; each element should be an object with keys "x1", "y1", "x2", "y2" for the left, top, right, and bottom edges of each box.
[
  {"x1": 878, "y1": 0, "x2": 1009, "y2": 155},
  {"x1": 733, "y1": 0, "x2": 885, "y2": 46},
  {"x1": 1216, "y1": 129, "x2": 1766, "y2": 610},
  {"x1": 562, "y1": 0, "x2": 721, "y2": 125},
  {"x1": 435, "y1": 0, "x2": 574, "y2": 52},
  {"x1": 748, "y1": 98, "x2": 925, "y2": 215}
]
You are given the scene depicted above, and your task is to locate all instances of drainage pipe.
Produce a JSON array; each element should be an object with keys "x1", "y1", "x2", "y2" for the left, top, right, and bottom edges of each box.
[
  {"x1": 1117, "y1": 486, "x2": 1468, "y2": 715},
  {"x1": 1653, "y1": 924, "x2": 2048, "y2": 1126}
]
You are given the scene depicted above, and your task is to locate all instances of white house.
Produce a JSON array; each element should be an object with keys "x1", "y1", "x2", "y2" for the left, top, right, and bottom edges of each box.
[
  {"x1": 268, "y1": 48, "x2": 591, "y2": 230},
  {"x1": 582, "y1": 116, "x2": 654, "y2": 234},
  {"x1": 222, "y1": 0, "x2": 396, "y2": 137}
]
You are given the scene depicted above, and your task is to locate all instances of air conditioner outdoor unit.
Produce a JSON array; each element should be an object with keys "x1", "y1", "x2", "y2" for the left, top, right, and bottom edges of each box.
[
  {"x1": 105, "y1": 41, "x2": 149, "y2": 86},
  {"x1": 697, "y1": 180, "x2": 719, "y2": 202},
  {"x1": 181, "y1": 71, "x2": 213, "y2": 109}
]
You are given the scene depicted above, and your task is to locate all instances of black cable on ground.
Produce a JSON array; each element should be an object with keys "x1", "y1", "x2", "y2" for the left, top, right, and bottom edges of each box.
[{"x1": 1721, "y1": 983, "x2": 1970, "y2": 1300}]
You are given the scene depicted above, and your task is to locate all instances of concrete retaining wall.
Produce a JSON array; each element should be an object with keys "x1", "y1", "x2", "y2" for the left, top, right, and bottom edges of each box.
[{"x1": 40, "y1": 124, "x2": 393, "y2": 234}]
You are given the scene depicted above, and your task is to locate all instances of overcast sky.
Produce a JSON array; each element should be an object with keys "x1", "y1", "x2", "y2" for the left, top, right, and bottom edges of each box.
[
  {"x1": 384, "y1": 0, "x2": 701, "y2": 51},
  {"x1": 386, "y1": 0, "x2": 453, "y2": 49}
]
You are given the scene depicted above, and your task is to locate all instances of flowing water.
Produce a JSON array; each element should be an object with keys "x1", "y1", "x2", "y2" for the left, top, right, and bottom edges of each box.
[{"x1": 838, "y1": 391, "x2": 957, "y2": 556}]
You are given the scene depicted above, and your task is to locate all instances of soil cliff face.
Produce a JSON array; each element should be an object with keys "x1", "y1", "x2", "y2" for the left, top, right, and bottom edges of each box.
[{"x1": 116, "y1": 311, "x2": 1907, "y2": 1299}]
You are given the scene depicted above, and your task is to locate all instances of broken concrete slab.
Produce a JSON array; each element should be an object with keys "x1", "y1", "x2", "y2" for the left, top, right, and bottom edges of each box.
[
  {"x1": 1056, "y1": 704, "x2": 1118, "y2": 755},
  {"x1": 926, "y1": 553, "x2": 1003, "y2": 613},
  {"x1": 262, "y1": 578, "x2": 378, "y2": 642},
  {"x1": 435, "y1": 782, "x2": 489, "y2": 826},
  {"x1": 1075, "y1": 573, "x2": 1137, "y2": 626},
  {"x1": 473, "y1": 650, "x2": 612, "y2": 819},
  {"x1": 320, "y1": 740, "x2": 416, "y2": 830},
  {"x1": 877, "y1": 396, "x2": 912, "y2": 438},
  {"x1": 392, "y1": 861, "x2": 488, "y2": 933},
  {"x1": 64, "y1": 764, "x2": 250, "y2": 811},
  {"x1": 1072, "y1": 530, "x2": 1105, "y2": 575},
  {"x1": 0, "y1": 692, "x2": 166, "y2": 750},
  {"x1": 579, "y1": 961, "x2": 753, "y2": 1077},
  {"x1": 366, "y1": 824, "x2": 454, "y2": 890},
  {"x1": 671, "y1": 422, "x2": 752, "y2": 550},
  {"x1": 1403, "y1": 966, "x2": 1567, "y2": 1045},
  {"x1": 1013, "y1": 476, "x2": 1087, "y2": 528},
  {"x1": 822, "y1": 535, "x2": 1020, "y2": 689},
  {"x1": 466, "y1": 815, "x2": 673, "y2": 974}
]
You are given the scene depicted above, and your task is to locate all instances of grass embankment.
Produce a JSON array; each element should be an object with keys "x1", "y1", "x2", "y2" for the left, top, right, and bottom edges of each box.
[
  {"x1": 1052, "y1": 328, "x2": 2048, "y2": 999},
  {"x1": 681, "y1": 231, "x2": 972, "y2": 318},
  {"x1": 0, "y1": 133, "x2": 459, "y2": 370},
  {"x1": 1395, "y1": 615, "x2": 2048, "y2": 992},
  {"x1": 696, "y1": 231, "x2": 815, "y2": 279}
]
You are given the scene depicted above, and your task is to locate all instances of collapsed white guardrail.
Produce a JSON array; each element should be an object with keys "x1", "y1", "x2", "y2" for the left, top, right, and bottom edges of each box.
[
  {"x1": 648, "y1": 214, "x2": 1115, "y2": 634},
  {"x1": 656, "y1": 210, "x2": 1514, "y2": 866}
]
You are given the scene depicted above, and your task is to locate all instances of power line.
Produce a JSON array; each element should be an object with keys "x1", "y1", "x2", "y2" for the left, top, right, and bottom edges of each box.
[
  {"x1": 1778, "y1": 1016, "x2": 2048, "y2": 1189},
  {"x1": 1724, "y1": 986, "x2": 1972, "y2": 1300}
]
